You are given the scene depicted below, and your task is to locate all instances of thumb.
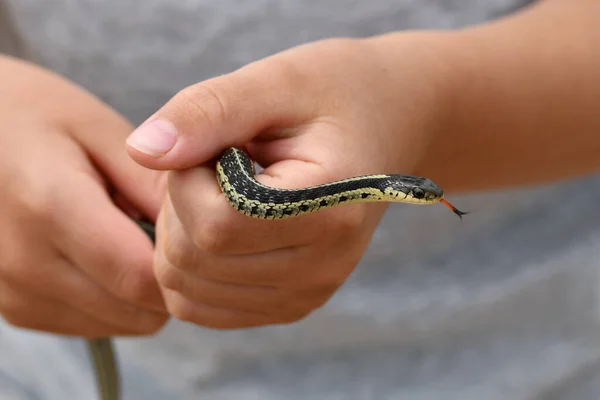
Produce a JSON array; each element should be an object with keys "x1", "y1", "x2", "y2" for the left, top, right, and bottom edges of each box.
[{"x1": 125, "y1": 59, "x2": 316, "y2": 171}]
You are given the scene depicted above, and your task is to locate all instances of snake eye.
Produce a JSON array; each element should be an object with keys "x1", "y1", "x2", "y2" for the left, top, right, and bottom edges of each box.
[{"x1": 412, "y1": 188, "x2": 425, "y2": 199}]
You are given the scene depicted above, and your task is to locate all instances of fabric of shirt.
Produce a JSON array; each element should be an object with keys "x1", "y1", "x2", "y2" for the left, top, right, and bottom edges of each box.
[{"x1": 3, "y1": 1, "x2": 600, "y2": 399}]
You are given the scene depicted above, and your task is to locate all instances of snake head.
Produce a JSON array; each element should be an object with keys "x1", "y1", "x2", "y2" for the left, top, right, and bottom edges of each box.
[{"x1": 384, "y1": 175, "x2": 443, "y2": 204}]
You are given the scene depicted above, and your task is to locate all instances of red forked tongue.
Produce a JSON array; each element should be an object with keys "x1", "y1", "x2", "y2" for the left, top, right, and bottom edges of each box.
[{"x1": 440, "y1": 198, "x2": 468, "y2": 219}]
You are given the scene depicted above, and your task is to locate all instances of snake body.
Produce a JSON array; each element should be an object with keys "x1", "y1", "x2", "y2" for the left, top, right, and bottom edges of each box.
[
  {"x1": 216, "y1": 147, "x2": 463, "y2": 219},
  {"x1": 88, "y1": 146, "x2": 464, "y2": 400}
]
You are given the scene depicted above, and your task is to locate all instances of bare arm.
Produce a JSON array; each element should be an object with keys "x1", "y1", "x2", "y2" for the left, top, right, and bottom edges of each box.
[{"x1": 380, "y1": 0, "x2": 600, "y2": 193}]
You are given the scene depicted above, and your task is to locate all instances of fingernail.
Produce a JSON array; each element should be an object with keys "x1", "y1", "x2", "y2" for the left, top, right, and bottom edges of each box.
[{"x1": 126, "y1": 119, "x2": 178, "y2": 157}]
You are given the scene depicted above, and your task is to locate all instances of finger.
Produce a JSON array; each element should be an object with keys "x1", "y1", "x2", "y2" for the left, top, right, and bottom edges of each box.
[
  {"x1": 65, "y1": 93, "x2": 167, "y2": 221},
  {"x1": 0, "y1": 57, "x2": 166, "y2": 221},
  {"x1": 53, "y1": 174, "x2": 166, "y2": 312},
  {"x1": 166, "y1": 164, "x2": 368, "y2": 255},
  {"x1": 125, "y1": 51, "x2": 319, "y2": 170},
  {"x1": 158, "y1": 207, "x2": 364, "y2": 291},
  {"x1": 155, "y1": 250, "x2": 280, "y2": 314},
  {"x1": 160, "y1": 219, "x2": 353, "y2": 287},
  {"x1": 155, "y1": 250, "x2": 333, "y2": 315},
  {"x1": 0, "y1": 256, "x2": 167, "y2": 333},
  {"x1": 160, "y1": 288, "x2": 282, "y2": 329},
  {"x1": 37, "y1": 70, "x2": 165, "y2": 219},
  {"x1": 0, "y1": 280, "x2": 148, "y2": 338}
]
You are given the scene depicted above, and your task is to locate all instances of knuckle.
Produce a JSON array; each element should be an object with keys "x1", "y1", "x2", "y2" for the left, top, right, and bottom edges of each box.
[
  {"x1": 111, "y1": 257, "x2": 156, "y2": 305},
  {"x1": 190, "y1": 216, "x2": 234, "y2": 254},
  {"x1": 8, "y1": 180, "x2": 60, "y2": 225},
  {"x1": 162, "y1": 230, "x2": 201, "y2": 271},
  {"x1": 250, "y1": 56, "x2": 306, "y2": 93},
  {"x1": 167, "y1": 296, "x2": 197, "y2": 323},
  {"x1": 174, "y1": 83, "x2": 227, "y2": 130},
  {"x1": 155, "y1": 263, "x2": 185, "y2": 292}
]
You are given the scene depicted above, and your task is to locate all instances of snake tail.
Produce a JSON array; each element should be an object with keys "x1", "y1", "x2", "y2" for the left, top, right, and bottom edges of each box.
[
  {"x1": 87, "y1": 220, "x2": 156, "y2": 400},
  {"x1": 87, "y1": 338, "x2": 120, "y2": 400}
]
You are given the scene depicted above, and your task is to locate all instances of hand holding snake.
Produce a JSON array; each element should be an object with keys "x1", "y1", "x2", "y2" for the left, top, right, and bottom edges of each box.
[{"x1": 126, "y1": 37, "x2": 463, "y2": 329}]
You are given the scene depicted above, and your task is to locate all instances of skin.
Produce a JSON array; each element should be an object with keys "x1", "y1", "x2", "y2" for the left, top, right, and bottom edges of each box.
[
  {"x1": 124, "y1": 0, "x2": 600, "y2": 329},
  {"x1": 1, "y1": 0, "x2": 599, "y2": 335},
  {"x1": 0, "y1": 55, "x2": 169, "y2": 337}
]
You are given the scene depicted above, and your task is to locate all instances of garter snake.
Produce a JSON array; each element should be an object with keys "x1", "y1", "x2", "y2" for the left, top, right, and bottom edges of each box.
[
  {"x1": 216, "y1": 147, "x2": 465, "y2": 218},
  {"x1": 87, "y1": 146, "x2": 464, "y2": 400}
]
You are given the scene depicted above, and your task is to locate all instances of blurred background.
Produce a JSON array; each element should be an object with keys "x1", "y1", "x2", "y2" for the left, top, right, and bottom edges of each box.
[{"x1": 2, "y1": 0, "x2": 600, "y2": 399}]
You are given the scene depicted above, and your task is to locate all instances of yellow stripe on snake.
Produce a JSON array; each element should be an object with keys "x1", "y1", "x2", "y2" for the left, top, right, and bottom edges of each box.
[{"x1": 88, "y1": 146, "x2": 465, "y2": 400}]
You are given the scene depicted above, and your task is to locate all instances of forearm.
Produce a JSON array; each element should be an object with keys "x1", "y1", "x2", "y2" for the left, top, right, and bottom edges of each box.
[{"x1": 381, "y1": 0, "x2": 600, "y2": 193}]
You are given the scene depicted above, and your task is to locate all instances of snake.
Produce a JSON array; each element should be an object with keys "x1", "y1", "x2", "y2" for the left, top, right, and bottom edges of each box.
[{"x1": 86, "y1": 146, "x2": 465, "y2": 400}]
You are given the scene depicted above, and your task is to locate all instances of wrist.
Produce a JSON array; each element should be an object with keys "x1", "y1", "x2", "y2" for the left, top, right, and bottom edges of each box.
[{"x1": 362, "y1": 30, "x2": 468, "y2": 176}]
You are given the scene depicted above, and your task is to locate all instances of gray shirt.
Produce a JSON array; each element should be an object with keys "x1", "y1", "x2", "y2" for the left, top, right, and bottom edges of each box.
[{"x1": 3, "y1": 1, "x2": 600, "y2": 399}]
